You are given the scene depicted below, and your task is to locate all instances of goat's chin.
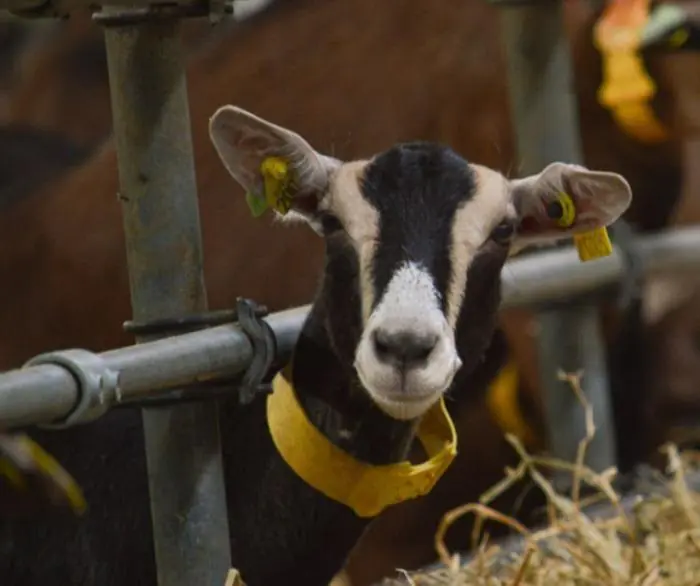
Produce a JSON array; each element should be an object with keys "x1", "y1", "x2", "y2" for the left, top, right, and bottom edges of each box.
[
  {"x1": 370, "y1": 394, "x2": 440, "y2": 421},
  {"x1": 354, "y1": 349, "x2": 461, "y2": 421}
]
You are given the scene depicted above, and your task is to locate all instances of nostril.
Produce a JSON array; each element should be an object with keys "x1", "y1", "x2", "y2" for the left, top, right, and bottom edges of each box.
[
  {"x1": 372, "y1": 328, "x2": 438, "y2": 367},
  {"x1": 373, "y1": 329, "x2": 392, "y2": 360}
]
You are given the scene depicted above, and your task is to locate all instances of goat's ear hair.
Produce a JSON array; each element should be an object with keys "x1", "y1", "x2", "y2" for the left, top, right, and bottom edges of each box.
[
  {"x1": 208, "y1": 105, "x2": 341, "y2": 223},
  {"x1": 509, "y1": 162, "x2": 632, "y2": 248}
]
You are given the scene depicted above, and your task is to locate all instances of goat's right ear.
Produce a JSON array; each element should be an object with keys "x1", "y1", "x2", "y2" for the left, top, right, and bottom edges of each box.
[{"x1": 208, "y1": 105, "x2": 341, "y2": 223}]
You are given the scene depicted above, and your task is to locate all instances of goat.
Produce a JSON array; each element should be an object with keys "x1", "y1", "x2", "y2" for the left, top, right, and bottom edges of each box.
[
  {"x1": 0, "y1": 105, "x2": 631, "y2": 586},
  {"x1": 0, "y1": 0, "x2": 694, "y2": 582}
]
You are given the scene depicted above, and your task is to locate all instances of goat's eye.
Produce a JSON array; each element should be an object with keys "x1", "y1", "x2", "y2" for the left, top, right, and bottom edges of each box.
[
  {"x1": 490, "y1": 221, "x2": 515, "y2": 245},
  {"x1": 319, "y1": 213, "x2": 343, "y2": 235}
]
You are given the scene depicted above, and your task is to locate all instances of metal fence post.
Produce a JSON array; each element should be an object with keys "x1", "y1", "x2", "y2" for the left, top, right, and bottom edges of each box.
[
  {"x1": 102, "y1": 16, "x2": 232, "y2": 586},
  {"x1": 495, "y1": 1, "x2": 618, "y2": 473}
]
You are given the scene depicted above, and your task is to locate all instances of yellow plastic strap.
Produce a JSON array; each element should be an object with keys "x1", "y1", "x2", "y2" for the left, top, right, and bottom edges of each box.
[
  {"x1": 0, "y1": 435, "x2": 87, "y2": 515},
  {"x1": 484, "y1": 361, "x2": 540, "y2": 450},
  {"x1": 266, "y1": 373, "x2": 457, "y2": 518},
  {"x1": 593, "y1": 0, "x2": 669, "y2": 144}
]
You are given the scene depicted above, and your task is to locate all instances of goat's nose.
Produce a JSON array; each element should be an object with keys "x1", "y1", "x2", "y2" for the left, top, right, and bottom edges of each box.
[{"x1": 372, "y1": 328, "x2": 438, "y2": 368}]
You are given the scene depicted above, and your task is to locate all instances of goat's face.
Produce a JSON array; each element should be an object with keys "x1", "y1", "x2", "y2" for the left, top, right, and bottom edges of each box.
[{"x1": 210, "y1": 106, "x2": 632, "y2": 421}]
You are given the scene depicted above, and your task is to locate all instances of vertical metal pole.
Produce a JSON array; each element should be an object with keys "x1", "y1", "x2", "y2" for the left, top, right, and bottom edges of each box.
[
  {"x1": 103, "y1": 18, "x2": 232, "y2": 586},
  {"x1": 497, "y1": 2, "x2": 617, "y2": 472},
  {"x1": 536, "y1": 305, "x2": 617, "y2": 472}
]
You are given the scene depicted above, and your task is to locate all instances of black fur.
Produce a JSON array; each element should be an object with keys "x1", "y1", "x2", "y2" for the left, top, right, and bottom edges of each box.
[
  {"x1": 364, "y1": 142, "x2": 476, "y2": 313},
  {"x1": 0, "y1": 143, "x2": 515, "y2": 586}
]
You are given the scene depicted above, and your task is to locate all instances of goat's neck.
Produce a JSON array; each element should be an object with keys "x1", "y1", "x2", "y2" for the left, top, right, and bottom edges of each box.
[
  {"x1": 292, "y1": 302, "x2": 418, "y2": 464},
  {"x1": 225, "y1": 302, "x2": 419, "y2": 586}
]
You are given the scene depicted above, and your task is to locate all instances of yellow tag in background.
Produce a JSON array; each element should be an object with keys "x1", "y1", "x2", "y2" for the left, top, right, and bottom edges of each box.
[{"x1": 593, "y1": 0, "x2": 669, "y2": 143}]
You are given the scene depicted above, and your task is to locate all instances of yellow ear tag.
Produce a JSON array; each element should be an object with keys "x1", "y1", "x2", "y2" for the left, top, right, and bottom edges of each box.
[
  {"x1": 261, "y1": 156, "x2": 295, "y2": 215},
  {"x1": 668, "y1": 27, "x2": 689, "y2": 48},
  {"x1": 547, "y1": 192, "x2": 577, "y2": 228},
  {"x1": 548, "y1": 192, "x2": 613, "y2": 263},
  {"x1": 244, "y1": 157, "x2": 296, "y2": 218},
  {"x1": 573, "y1": 229, "x2": 613, "y2": 262}
]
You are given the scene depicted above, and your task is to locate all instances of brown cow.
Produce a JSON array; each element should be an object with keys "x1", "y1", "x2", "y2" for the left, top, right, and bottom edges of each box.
[{"x1": 0, "y1": 0, "x2": 697, "y2": 584}]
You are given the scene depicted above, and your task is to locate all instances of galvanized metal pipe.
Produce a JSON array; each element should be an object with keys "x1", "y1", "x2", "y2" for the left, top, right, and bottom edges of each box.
[
  {"x1": 104, "y1": 19, "x2": 230, "y2": 586},
  {"x1": 501, "y1": 227, "x2": 700, "y2": 307},
  {"x1": 536, "y1": 304, "x2": 618, "y2": 473},
  {"x1": 498, "y1": 1, "x2": 617, "y2": 472},
  {"x1": 0, "y1": 228, "x2": 698, "y2": 431},
  {"x1": 0, "y1": 307, "x2": 306, "y2": 428}
]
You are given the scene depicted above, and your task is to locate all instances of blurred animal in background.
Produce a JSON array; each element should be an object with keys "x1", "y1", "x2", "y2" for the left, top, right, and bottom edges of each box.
[{"x1": 0, "y1": 13, "x2": 238, "y2": 149}]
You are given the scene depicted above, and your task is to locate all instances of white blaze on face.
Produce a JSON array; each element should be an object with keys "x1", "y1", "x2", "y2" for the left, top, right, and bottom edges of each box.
[{"x1": 354, "y1": 262, "x2": 462, "y2": 420}]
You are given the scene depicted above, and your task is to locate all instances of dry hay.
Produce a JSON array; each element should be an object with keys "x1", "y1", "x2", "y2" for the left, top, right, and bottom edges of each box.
[{"x1": 378, "y1": 371, "x2": 700, "y2": 586}]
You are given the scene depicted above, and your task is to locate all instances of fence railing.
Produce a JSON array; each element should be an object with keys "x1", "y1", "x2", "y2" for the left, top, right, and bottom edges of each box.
[{"x1": 2, "y1": 226, "x2": 699, "y2": 432}]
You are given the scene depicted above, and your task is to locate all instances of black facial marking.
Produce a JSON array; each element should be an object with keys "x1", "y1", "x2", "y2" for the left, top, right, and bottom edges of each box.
[
  {"x1": 361, "y1": 142, "x2": 477, "y2": 312},
  {"x1": 453, "y1": 243, "x2": 508, "y2": 378}
]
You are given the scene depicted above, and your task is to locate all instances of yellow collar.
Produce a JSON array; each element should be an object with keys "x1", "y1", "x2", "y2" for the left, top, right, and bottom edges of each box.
[
  {"x1": 266, "y1": 373, "x2": 457, "y2": 518},
  {"x1": 593, "y1": 0, "x2": 669, "y2": 144},
  {"x1": 484, "y1": 361, "x2": 541, "y2": 451}
]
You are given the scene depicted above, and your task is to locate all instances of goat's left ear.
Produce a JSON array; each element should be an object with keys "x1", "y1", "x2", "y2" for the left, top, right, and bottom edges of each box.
[
  {"x1": 209, "y1": 105, "x2": 341, "y2": 226},
  {"x1": 510, "y1": 162, "x2": 632, "y2": 247}
]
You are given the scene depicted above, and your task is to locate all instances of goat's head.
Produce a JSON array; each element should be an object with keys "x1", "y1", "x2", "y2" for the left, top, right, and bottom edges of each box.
[{"x1": 210, "y1": 106, "x2": 632, "y2": 421}]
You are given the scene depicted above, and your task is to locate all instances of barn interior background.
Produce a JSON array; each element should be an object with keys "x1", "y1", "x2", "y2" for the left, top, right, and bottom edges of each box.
[{"x1": 1, "y1": 0, "x2": 700, "y2": 584}]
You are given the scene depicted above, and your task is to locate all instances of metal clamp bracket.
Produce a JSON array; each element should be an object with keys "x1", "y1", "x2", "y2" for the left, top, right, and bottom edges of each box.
[
  {"x1": 122, "y1": 298, "x2": 276, "y2": 406},
  {"x1": 24, "y1": 349, "x2": 120, "y2": 429},
  {"x1": 235, "y1": 297, "x2": 276, "y2": 405},
  {"x1": 610, "y1": 219, "x2": 645, "y2": 310}
]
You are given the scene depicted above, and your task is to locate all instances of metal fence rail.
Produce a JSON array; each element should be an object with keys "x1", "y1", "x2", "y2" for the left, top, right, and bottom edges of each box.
[{"x1": 2, "y1": 226, "x2": 699, "y2": 431}]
